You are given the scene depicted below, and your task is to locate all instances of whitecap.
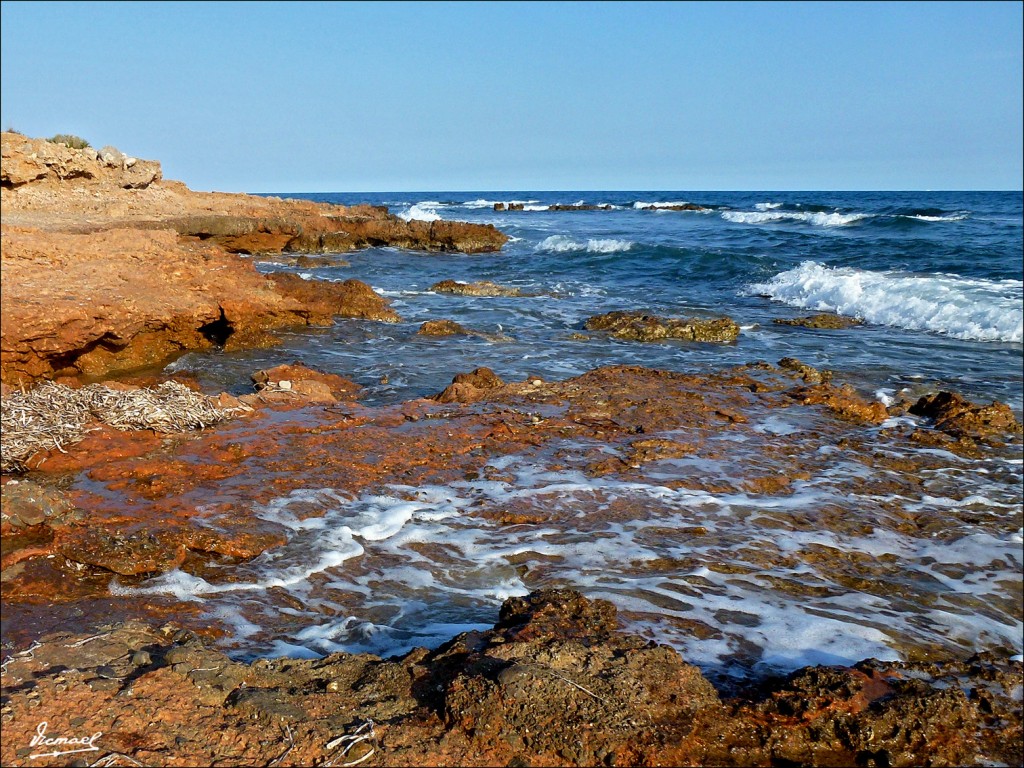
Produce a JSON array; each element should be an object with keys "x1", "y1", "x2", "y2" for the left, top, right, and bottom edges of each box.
[
  {"x1": 748, "y1": 261, "x2": 1024, "y2": 343},
  {"x1": 723, "y1": 210, "x2": 869, "y2": 226},
  {"x1": 397, "y1": 202, "x2": 442, "y2": 222},
  {"x1": 536, "y1": 235, "x2": 635, "y2": 253}
]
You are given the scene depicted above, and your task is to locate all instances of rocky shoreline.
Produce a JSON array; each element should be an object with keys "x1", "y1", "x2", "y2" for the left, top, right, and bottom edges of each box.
[
  {"x1": 2, "y1": 135, "x2": 1022, "y2": 767},
  {"x1": 0, "y1": 132, "x2": 505, "y2": 386}
]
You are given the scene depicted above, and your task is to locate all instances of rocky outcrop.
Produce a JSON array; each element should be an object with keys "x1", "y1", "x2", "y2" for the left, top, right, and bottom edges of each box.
[
  {"x1": 910, "y1": 390, "x2": 1023, "y2": 440},
  {"x1": 430, "y1": 279, "x2": 527, "y2": 297},
  {"x1": 0, "y1": 589, "x2": 1019, "y2": 768},
  {"x1": 585, "y1": 310, "x2": 740, "y2": 343},
  {"x1": 266, "y1": 273, "x2": 401, "y2": 323},
  {"x1": 0, "y1": 226, "x2": 402, "y2": 385},
  {"x1": 0, "y1": 132, "x2": 509, "y2": 384},
  {"x1": 775, "y1": 313, "x2": 864, "y2": 329},
  {"x1": 251, "y1": 363, "x2": 361, "y2": 404},
  {"x1": 1, "y1": 133, "x2": 161, "y2": 189}
]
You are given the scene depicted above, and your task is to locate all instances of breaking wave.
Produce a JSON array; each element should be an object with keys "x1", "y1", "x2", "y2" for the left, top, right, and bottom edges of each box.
[
  {"x1": 749, "y1": 261, "x2": 1023, "y2": 343},
  {"x1": 397, "y1": 202, "x2": 442, "y2": 222},
  {"x1": 536, "y1": 235, "x2": 635, "y2": 253},
  {"x1": 724, "y1": 210, "x2": 870, "y2": 227}
]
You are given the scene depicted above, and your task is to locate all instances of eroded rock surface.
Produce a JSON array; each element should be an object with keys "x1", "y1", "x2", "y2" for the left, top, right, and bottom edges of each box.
[
  {"x1": 0, "y1": 589, "x2": 1019, "y2": 768},
  {"x1": 0, "y1": 132, "x2": 505, "y2": 385},
  {"x1": 585, "y1": 310, "x2": 740, "y2": 343},
  {"x1": 775, "y1": 313, "x2": 864, "y2": 329}
]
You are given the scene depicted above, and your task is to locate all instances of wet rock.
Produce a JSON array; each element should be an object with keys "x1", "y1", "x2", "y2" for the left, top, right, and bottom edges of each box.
[
  {"x1": 251, "y1": 363, "x2": 361, "y2": 404},
  {"x1": 1, "y1": 591, "x2": 1021, "y2": 766},
  {"x1": 417, "y1": 319, "x2": 511, "y2": 342},
  {"x1": 418, "y1": 319, "x2": 472, "y2": 336},
  {"x1": 909, "y1": 390, "x2": 1022, "y2": 440},
  {"x1": 57, "y1": 526, "x2": 188, "y2": 575},
  {"x1": 266, "y1": 273, "x2": 401, "y2": 323},
  {"x1": 775, "y1": 312, "x2": 864, "y2": 329},
  {"x1": 779, "y1": 356, "x2": 830, "y2": 385},
  {"x1": 787, "y1": 382, "x2": 889, "y2": 424},
  {"x1": 0, "y1": 480, "x2": 76, "y2": 528},
  {"x1": 432, "y1": 367, "x2": 506, "y2": 403},
  {"x1": 430, "y1": 279, "x2": 525, "y2": 297},
  {"x1": 584, "y1": 310, "x2": 740, "y2": 343}
]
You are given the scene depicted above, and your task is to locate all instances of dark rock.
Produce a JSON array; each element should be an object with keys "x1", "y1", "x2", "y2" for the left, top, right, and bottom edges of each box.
[
  {"x1": 775, "y1": 313, "x2": 864, "y2": 329},
  {"x1": 585, "y1": 310, "x2": 740, "y2": 343},
  {"x1": 430, "y1": 279, "x2": 525, "y2": 297}
]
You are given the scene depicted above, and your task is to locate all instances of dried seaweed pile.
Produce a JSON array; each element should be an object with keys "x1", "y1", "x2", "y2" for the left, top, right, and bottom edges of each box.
[{"x1": 1, "y1": 381, "x2": 241, "y2": 473}]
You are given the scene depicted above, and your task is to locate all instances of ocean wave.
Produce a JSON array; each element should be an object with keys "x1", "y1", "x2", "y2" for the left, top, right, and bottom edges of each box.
[
  {"x1": 900, "y1": 212, "x2": 971, "y2": 222},
  {"x1": 754, "y1": 202, "x2": 784, "y2": 211},
  {"x1": 749, "y1": 261, "x2": 1024, "y2": 343},
  {"x1": 397, "y1": 202, "x2": 442, "y2": 222},
  {"x1": 536, "y1": 235, "x2": 635, "y2": 253},
  {"x1": 723, "y1": 210, "x2": 869, "y2": 227}
]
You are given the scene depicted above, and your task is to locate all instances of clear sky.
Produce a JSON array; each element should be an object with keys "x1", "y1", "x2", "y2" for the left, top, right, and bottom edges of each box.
[{"x1": 1, "y1": 1, "x2": 1021, "y2": 192}]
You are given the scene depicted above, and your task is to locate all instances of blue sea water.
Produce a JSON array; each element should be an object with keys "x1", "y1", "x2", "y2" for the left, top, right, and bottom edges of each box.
[
  {"x1": 149, "y1": 191, "x2": 1023, "y2": 680},
  {"x1": 178, "y1": 190, "x2": 1023, "y2": 414}
]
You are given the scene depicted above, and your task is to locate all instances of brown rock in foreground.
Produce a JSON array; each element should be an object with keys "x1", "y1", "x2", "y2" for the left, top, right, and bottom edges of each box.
[
  {"x1": 0, "y1": 589, "x2": 1018, "y2": 768},
  {"x1": 775, "y1": 312, "x2": 865, "y2": 329},
  {"x1": 585, "y1": 310, "x2": 741, "y2": 343}
]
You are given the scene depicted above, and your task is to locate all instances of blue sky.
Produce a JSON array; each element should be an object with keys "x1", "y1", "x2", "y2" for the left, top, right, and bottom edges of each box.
[{"x1": 2, "y1": 1, "x2": 1021, "y2": 192}]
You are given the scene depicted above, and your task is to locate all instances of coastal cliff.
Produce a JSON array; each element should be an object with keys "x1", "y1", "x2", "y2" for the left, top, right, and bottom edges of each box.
[{"x1": 0, "y1": 132, "x2": 506, "y2": 385}]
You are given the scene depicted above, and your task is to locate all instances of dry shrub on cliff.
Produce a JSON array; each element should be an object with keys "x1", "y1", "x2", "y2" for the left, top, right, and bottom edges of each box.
[
  {"x1": 48, "y1": 133, "x2": 90, "y2": 149},
  {"x1": 1, "y1": 381, "x2": 241, "y2": 473}
]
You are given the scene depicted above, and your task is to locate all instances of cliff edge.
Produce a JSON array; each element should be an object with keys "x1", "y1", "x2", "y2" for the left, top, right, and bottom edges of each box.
[{"x1": 0, "y1": 133, "x2": 506, "y2": 385}]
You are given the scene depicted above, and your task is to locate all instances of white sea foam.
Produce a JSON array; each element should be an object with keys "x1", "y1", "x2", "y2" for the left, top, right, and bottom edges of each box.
[
  {"x1": 536, "y1": 235, "x2": 635, "y2": 253},
  {"x1": 754, "y1": 202, "x2": 784, "y2": 211},
  {"x1": 397, "y1": 202, "x2": 442, "y2": 222},
  {"x1": 749, "y1": 261, "x2": 1024, "y2": 343},
  {"x1": 903, "y1": 212, "x2": 970, "y2": 222},
  {"x1": 723, "y1": 210, "x2": 869, "y2": 226}
]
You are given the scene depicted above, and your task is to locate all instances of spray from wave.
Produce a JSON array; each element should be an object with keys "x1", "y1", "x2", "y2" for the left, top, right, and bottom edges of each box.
[
  {"x1": 397, "y1": 202, "x2": 442, "y2": 222},
  {"x1": 748, "y1": 261, "x2": 1023, "y2": 343}
]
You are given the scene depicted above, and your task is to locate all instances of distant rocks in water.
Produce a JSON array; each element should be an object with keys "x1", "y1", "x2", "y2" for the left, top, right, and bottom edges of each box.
[
  {"x1": 584, "y1": 311, "x2": 740, "y2": 343},
  {"x1": 775, "y1": 313, "x2": 864, "y2": 329},
  {"x1": 635, "y1": 202, "x2": 710, "y2": 211},
  {"x1": 417, "y1": 319, "x2": 511, "y2": 342},
  {"x1": 430, "y1": 279, "x2": 527, "y2": 297},
  {"x1": 548, "y1": 203, "x2": 614, "y2": 211}
]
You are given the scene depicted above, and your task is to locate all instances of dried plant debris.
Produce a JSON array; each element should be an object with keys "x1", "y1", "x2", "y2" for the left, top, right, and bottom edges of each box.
[{"x1": 1, "y1": 381, "x2": 243, "y2": 473}]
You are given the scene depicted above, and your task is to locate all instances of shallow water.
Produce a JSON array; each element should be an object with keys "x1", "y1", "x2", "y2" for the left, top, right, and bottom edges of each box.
[{"x1": 145, "y1": 191, "x2": 1024, "y2": 681}]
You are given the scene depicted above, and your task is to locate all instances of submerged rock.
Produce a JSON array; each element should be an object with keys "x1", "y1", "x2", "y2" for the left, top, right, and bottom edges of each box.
[
  {"x1": 430, "y1": 279, "x2": 526, "y2": 297},
  {"x1": 585, "y1": 310, "x2": 740, "y2": 343},
  {"x1": 774, "y1": 312, "x2": 864, "y2": 329}
]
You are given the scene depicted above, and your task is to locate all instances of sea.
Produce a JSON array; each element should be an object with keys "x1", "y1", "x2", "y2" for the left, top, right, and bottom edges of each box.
[{"x1": 150, "y1": 190, "x2": 1022, "y2": 685}]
